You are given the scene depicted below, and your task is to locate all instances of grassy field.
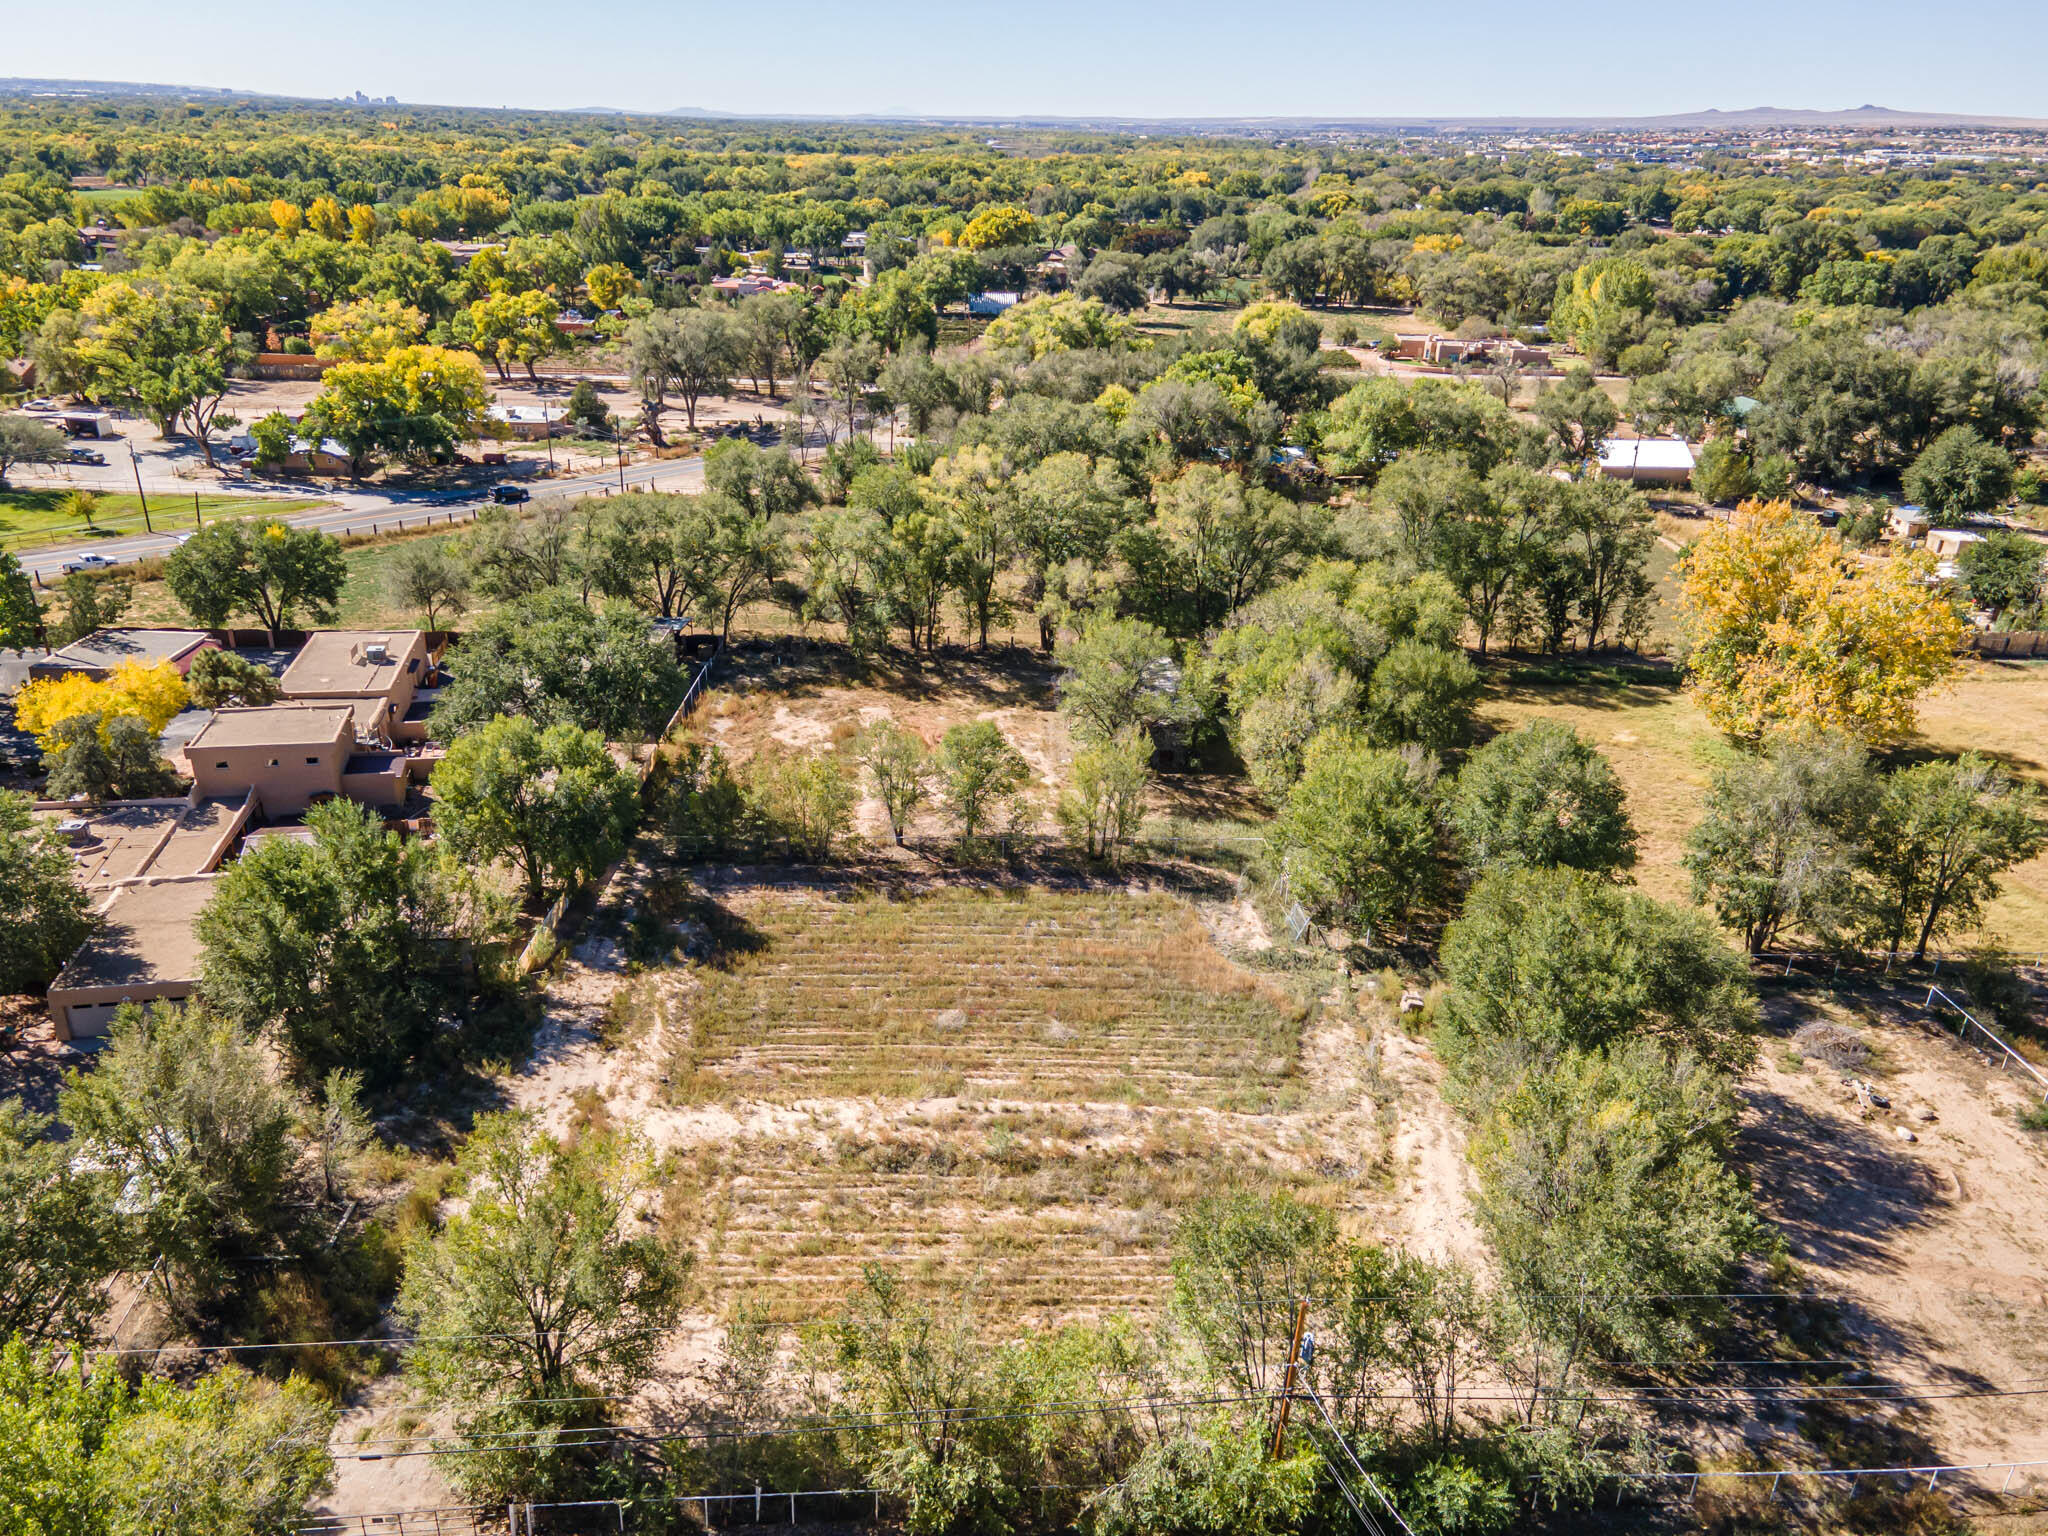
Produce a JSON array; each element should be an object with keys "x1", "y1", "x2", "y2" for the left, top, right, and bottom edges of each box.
[
  {"x1": 635, "y1": 885, "x2": 1360, "y2": 1322},
  {"x1": 665, "y1": 889, "x2": 1309, "y2": 1110},
  {"x1": 0, "y1": 489, "x2": 327, "y2": 554},
  {"x1": 117, "y1": 524, "x2": 461, "y2": 629},
  {"x1": 1476, "y1": 658, "x2": 2048, "y2": 954}
]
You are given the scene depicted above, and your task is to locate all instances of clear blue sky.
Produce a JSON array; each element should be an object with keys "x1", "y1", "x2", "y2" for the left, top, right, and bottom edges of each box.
[{"x1": 10, "y1": 0, "x2": 2048, "y2": 121}]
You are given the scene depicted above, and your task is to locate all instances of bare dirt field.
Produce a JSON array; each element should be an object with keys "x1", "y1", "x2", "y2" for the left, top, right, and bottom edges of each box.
[{"x1": 1738, "y1": 982, "x2": 2048, "y2": 1477}]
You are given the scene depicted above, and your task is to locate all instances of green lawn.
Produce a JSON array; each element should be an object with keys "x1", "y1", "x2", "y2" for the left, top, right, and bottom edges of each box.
[{"x1": 0, "y1": 490, "x2": 328, "y2": 554}]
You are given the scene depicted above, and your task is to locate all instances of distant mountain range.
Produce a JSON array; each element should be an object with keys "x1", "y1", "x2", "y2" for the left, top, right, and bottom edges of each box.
[{"x1": 4, "y1": 80, "x2": 2047, "y2": 132}]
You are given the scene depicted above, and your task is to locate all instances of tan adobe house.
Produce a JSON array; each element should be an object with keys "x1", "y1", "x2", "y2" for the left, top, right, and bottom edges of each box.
[
  {"x1": 45, "y1": 875, "x2": 216, "y2": 1041},
  {"x1": 181, "y1": 705, "x2": 356, "y2": 815},
  {"x1": 35, "y1": 794, "x2": 256, "y2": 889},
  {"x1": 277, "y1": 631, "x2": 434, "y2": 745}
]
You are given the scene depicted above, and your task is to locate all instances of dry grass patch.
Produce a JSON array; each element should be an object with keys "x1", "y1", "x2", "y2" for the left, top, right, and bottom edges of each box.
[
  {"x1": 663, "y1": 1103, "x2": 1348, "y2": 1321},
  {"x1": 664, "y1": 888, "x2": 1310, "y2": 1111},
  {"x1": 1476, "y1": 660, "x2": 2048, "y2": 949}
]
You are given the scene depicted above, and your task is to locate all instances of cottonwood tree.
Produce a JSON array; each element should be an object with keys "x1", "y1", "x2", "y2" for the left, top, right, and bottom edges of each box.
[
  {"x1": 751, "y1": 746, "x2": 857, "y2": 861},
  {"x1": 42, "y1": 712, "x2": 182, "y2": 802},
  {"x1": 0, "y1": 1102, "x2": 117, "y2": 1343},
  {"x1": 1958, "y1": 529, "x2": 2046, "y2": 621},
  {"x1": 0, "y1": 790, "x2": 95, "y2": 995},
  {"x1": 1683, "y1": 736, "x2": 1877, "y2": 953},
  {"x1": 628, "y1": 305, "x2": 736, "y2": 430},
  {"x1": 52, "y1": 569, "x2": 132, "y2": 645},
  {"x1": 387, "y1": 541, "x2": 472, "y2": 628},
  {"x1": 60, "y1": 1005, "x2": 303, "y2": 1320},
  {"x1": 1056, "y1": 616, "x2": 1190, "y2": 743},
  {"x1": 431, "y1": 715, "x2": 643, "y2": 908},
  {"x1": 0, "y1": 551, "x2": 40, "y2": 650},
  {"x1": 1858, "y1": 753, "x2": 2044, "y2": 963},
  {"x1": 398, "y1": 1113, "x2": 687, "y2": 1500},
  {"x1": 1275, "y1": 742, "x2": 1444, "y2": 940},
  {"x1": 1056, "y1": 727, "x2": 1151, "y2": 860},
  {"x1": 199, "y1": 799, "x2": 465, "y2": 1086},
  {"x1": 854, "y1": 720, "x2": 932, "y2": 846},
  {"x1": 1450, "y1": 720, "x2": 1637, "y2": 878},
  {"x1": 163, "y1": 518, "x2": 346, "y2": 638},
  {"x1": 937, "y1": 721, "x2": 1030, "y2": 849},
  {"x1": 1679, "y1": 500, "x2": 1963, "y2": 743}
]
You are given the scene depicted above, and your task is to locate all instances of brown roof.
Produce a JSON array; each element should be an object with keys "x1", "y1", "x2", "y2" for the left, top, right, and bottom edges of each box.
[
  {"x1": 48, "y1": 629, "x2": 212, "y2": 672},
  {"x1": 186, "y1": 704, "x2": 354, "y2": 749},
  {"x1": 50, "y1": 876, "x2": 216, "y2": 993},
  {"x1": 279, "y1": 631, "x2": 424, "y2": 697},
  {"x1": 35, "y1": 795, "x2": 248, "y2": 887}
]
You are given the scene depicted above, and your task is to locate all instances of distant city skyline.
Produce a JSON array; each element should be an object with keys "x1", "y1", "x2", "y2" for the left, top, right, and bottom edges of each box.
[{"x1": 7, "y1": 0, "x2": 2048, "y2": 123}]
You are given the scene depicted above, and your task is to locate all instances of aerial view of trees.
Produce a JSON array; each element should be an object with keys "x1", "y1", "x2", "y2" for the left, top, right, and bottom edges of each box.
[{"x1": 4, "y1": 85, "x2": 2048, "y2": 1536}]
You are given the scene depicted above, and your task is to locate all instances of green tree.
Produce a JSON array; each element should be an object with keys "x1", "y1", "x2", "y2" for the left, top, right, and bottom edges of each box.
[
  {"x1": 751, "y1": 746, "x2": 857, "y2": 861},
  {"x1": 1056, "y1": 616, "x2": 1192, "y2": 743},
  {"x1": 1470, "y1": 1040, "x2": 1763, "y2": 1376},
  {"x1": 1683, "y1": 736, "x2": 1877, "y2": 954},
  {"x1": 51, "y1": 569, "x2": 131, "y2": 646},
  {"x1": 0, "y1": 1342, "x2": 335, "y2": 1536},
  {"x1": 42, "y1": 712, "x2": 181, "y2": 802},
  {"x1": 301, "y1": 343, "x2": 490, "y2": 474},
  {"x1": 1440, "y1": 866, "x2": 1757, "y2": 1075},
  {"x1": 1450, "y1": 720, "x2": 1637, "y2": 877},
  {"x1": 1274, "y1": 740, "x2": 1444, "y2": 939},
  {"x1": 1533, "y1": 365, "x2": 1619, "y2": 462},
  {"x1": 1903, "y1": 426, "x2": 2014, "y2": 526},
  {"x1": 73, "y1": 279, "x2": 241, "y2": 461},
  {"x1": 398, "y1": 1113, "x2": 687, "y2": 1500},
  {"x1": 1367, "y1": 638, "x2": 1478, "y2": 753},
  {"x1": 936, "y1": 720, "x2": 1030, "y2": 849},
  {"x1": 431, "y1": 715, "x2": 643, "y2": 907},
  {"x1": 458, "y1": 288, "x2": 560, "y2": 382},
  {"x1": 0, "y1": 550, "x2": 40, "y2": 651},
  {"x1": 428, "y1": 591, "x2": 685, "y2": 740},
  {"x1": 60, "y1": 1004, "x2": 303, "y2": 1320},
  {"x1": 162, "y1": 518, "x2": 345, "y2": 636},
  {"x1": 1958, "y1": 528, "x2": 2046, "y2": 620},
  {"x1": 0, "y1": 1100, "x2": 118, "y2": 1344},
  {"x1": 183, "y1": 648, "x2": 280, "y2": 709},
  {"x1": 627, "y1": 305, "x2": 735, "y2": 430},
  {"x1": 197, "y1": 798, "x2": 465, "y2": 1086},
  {"x1": 0, "y1": 789, "x2": 94, "y2": 995},
  {"x1": 386, "y1": 541, "x2": 471, "y2": 629},
  {"x1": 854, "y1": 720, "x2": 932, "y2": 846},
  {"x1": 1057, "y1": 727, "x2": 1151, "y2": 860},
  {"x1": 1858, "y1": 753, "x2": 2044, "y2": 963},
  {"x1": 1689, "y1": 437, "x2": 1756, "y2": 505},
  {"x1": 0, "y1": 415, "x2": 67, "y2": 490}
]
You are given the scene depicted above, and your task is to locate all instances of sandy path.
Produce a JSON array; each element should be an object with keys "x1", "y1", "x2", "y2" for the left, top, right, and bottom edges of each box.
[{"x1": 1740, "y1": 1011, "x2": 2048, "y2": 1471}]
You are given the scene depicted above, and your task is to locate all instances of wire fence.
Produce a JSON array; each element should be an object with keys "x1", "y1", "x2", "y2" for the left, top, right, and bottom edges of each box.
[{"x1": 1925, "y1": 984, "x2": 2048, "y2": 1102}]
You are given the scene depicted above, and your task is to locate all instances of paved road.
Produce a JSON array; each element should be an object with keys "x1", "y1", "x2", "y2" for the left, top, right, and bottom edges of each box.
[{"x1": 15, "y1": 451, "x2": 713, "y2": 585}]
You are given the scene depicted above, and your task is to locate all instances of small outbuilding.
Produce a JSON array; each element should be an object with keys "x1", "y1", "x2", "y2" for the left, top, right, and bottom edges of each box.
[{"x1": 1595, "y1": 437, "x2": 1697, "y2": 485}]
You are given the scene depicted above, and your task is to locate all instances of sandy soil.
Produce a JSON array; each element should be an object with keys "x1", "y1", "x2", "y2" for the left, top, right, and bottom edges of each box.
[{"x1": 1739, "y1": 992, "x2": 2048, "y2": 1476}]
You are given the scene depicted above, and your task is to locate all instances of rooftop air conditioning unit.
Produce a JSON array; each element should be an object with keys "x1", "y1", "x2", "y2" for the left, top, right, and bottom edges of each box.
[{"x1": 363, "y1": 642, "x2": 389, "y2": 664}]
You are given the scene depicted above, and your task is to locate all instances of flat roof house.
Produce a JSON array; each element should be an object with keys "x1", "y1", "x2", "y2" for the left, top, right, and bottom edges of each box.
[
  {"x1": 1596, "y1": 437, "x2": 1697, "y2": 485},
  {"x1": 181, "y1": 705, "x2": 354, "y2": 816},
  {"x1": 33, "y1": 628, "x2": 217, "y2": 680},
  {"x1": 45, "y1": 875, "x2": 215, "y2": 1041},
  {"x1": 278, "y1": 630, "x2": 432, "y2": 744}
]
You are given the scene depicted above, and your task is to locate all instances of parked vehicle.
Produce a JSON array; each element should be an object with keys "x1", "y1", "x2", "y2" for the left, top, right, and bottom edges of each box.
[{"x1": 66, "y1": 447, "x2": 107, "y2": 465}]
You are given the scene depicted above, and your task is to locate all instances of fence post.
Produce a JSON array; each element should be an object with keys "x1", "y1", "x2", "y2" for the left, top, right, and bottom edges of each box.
[
  {"x1": 789, "y1": 1492, "x2": 796, "y2": 1524},
  {"x1": 1769, "y1": 1473, "x2": 1782, "y2": 1499},
  {"x1": 508, "y1": 1505, "x2": 517, "y2": 1536},
  {"x1": 755, "y1": 1486, "x2": 762, "y2": 1523},
  {"x1": 617, "y1": 1502, "x2": 626, "y2": 1533}
]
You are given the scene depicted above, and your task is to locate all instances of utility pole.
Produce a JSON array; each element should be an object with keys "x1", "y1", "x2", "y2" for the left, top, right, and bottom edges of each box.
[
  {"x1": 1269, "y1": 1298, "x2": 1309, "y2": 1459},
  {"x1": 127, "y1": 441, "x2": 151, "y2": 531}
]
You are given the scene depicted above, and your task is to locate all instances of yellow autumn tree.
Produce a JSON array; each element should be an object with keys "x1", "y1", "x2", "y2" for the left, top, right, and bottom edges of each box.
[
  {"x1": 1678, "y1": 499, "x2": 1964, "y2": 744},
  {"x1": 959, "y1": 205, "x2": 1036, "y2": 251},
  {"x1": 14, "y1": 658, "x2": 190, "y2": 749}
]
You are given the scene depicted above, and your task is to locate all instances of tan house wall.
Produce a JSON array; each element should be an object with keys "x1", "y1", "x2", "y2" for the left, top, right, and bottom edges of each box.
[{"x1": 185, "y1": 739, "x2": 345, "y2": 815}]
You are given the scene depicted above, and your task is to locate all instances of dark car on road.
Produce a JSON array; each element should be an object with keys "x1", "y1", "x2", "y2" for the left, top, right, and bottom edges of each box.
[
  {"x1": 66, "y1": 447, "x2": 107, "y2": 465},
  {"x1": 489, "y1": 485, "x2": 531, "y2": 504}
]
